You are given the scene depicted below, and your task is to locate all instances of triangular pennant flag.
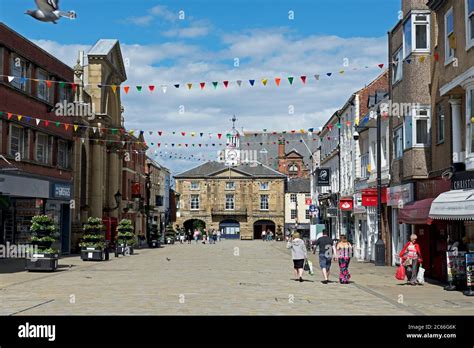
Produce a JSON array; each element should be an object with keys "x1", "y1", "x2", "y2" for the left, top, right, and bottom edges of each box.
[
  {"x1": 74, "y1": 124, "x2": 79, "y2": 132},
  {"x1": 419, "y1": 56, "x2": 426, "y2": 63},
  {"x1": 7, "y1": 76, "x2": 14, "y2": 83},
  {"x1": 25, "y1": 116, "x2": 31, "y2": 123},
  {"x1": 314, "y1": 74, "x2": 320, "y2": 81},
  {"x1": 111, "y1": 85, "x2": 117, "y2": 93},
  {"x1": 59, "y1": 81, "x2": 65, "y2": 88},
  {"x1": 300, "y1": 76, "x2": 306, "y2": 84},
  {"x1": 378, "y1": 64, "x2": 384, "y2": 69},
  {"x1": 181, "y1": 132, "x2": 186, "y2": 136},
  {"x1": 71, "y1": 83, "x2": 77, "y2": 91},
  {"x1": 236, "y1": 80, "x2": 242, "y2": 87},
  {"x1": 55, "y1": 121, "x2": 60, "y2": 127},
  {"x1": 223, "y1": 81, "x2": 229, "y2": 88},
  {"x1": 249, "y1": 80, "x2": 255, "y2": 86},
  {"x1": 161, "y1": 85, "x2": 167, "y2": 93},
  {"x1": 122, "y1": 141, "x2": 126, "y2": 146},
  {"x1": 44, "y1": 120, "x2": 49, "y2": 127},
  {"x1": 288, "y1": 77, "x2": 294, "y2": 85},
  {"x1": 326, "y1": 73, "x2": 332, "y2": 77},
  {"x1": 158, "y1": 131, "x2": 163, "y2": 136},
  {"x1": 406, "y1": 58, "x2": 412, "y2": 64},
  {"x1": 92, "y1": 127, "x2": 97, "y2": 133},
  {"x1": 200, "y1": 132, "x2": 203, "y2": 137},
  {"x1": 275, "y1": 78, "x2": 281, "y2": 86},
  {"x1": 36, "y1": 118, "x2": 41, "y2": 125},
  {"x1": 187, "y1": 83, "x2": 192, "y2": 90},
  {"x1": 212, "y1": 82, "x2": 218, "y2": 89},
  {"x1": 81, "y1": 138, "x2": 85, "y2": 144},
  {"x1": 7, "y1": 113, "x2": 12, "y2": 120},
  {"x1": 174, "y1": 84, "x2": 180, "y2": 88},
  {"x1": 191, "y1": 132, "x2": 195, "y2": 137},
  {"x1": 46, "y1": 80, "x2": 52, "y2": 88},
  {"x1": 217, "y1": 133, "x2": 222, "y2": 139},
  {"x1": 136, "y1": 86, "x2": 142, "y2": 92},
  {"x1": 339, "y1": 70, "x2": 345, "y2": 74},
  {"x1": 434, "y1": 52, "x2": 439, "y2": 61},
  {"x1": 157, "y1": 143, "x2": 161, "y2": 147},
  {"x1": 200, "y1": 82, "x2": 205, "y2": 89},
  {"x1": 123, "y1": 86, "x2": 130, "y2": 94},
  {"x1": 148, "y1": 131, "x2": 153, "y2": 135},
  {"x1": 262, "y1": 79, "x2": 268, "y2": 86},
  {"x1": 64, "y1": 124, "x2": 70, "y2": 131},
  {"x1": 149, "y1": 85, "x2": 155, "y2": 92}
]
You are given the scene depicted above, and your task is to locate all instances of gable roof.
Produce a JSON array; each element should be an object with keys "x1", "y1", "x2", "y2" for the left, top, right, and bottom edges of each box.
[
  {"x1": 88, "y1": 39, "x2": 127, "y2": 82},
  {"x1": 174, "y1": 161, "x2": 286, "y2": 179}
]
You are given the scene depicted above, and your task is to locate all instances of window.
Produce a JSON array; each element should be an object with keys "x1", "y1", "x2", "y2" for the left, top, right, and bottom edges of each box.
[
  {"x1": 37, "y1": 69, "x2": 50, "y2": 102},
  {"x1": 466, "y1": 0, "x2": 474, "y2": 48},
  {"x1": 225, "y1": 181, "x2": 235, "y2": 190},
  {"x1": 360, "y1": 153, "x2": 369, "y2": 179},
  {"x1": 260, "y1": 194, "x2": 269, "y2": 210},
  {"x1": 291, "y1": 209, "x2": 297, "y2": 219},
  {"x1": 260, "y1": 181, "x2": 269, "y2": 190},
  {"x1": 403, "y1": 12, "x2": 430, "y2": 58},
  {"x1": 9, "y1": 53, "x2": 30, "y2": 92},
  {"x1": 190, "y1": 181, "x2": 199, "y2": 190},
  {"x1": 392, "y1": 47, "x2": 403, "y2": 84},
  {"x1": 437, "y1": 103, "x2": 445, "y2": 143},
  {"x1": 290, "y1": 193, "x2": 297, "y2": 203},
  {"x1": 57, "y1": 140, "x2": 69, "y2": 168},
  {"x1": 393, "y1": 126, "x2": 404, "y2": 159},
  {"x1": 36, "y1": 133, "x2": 51, "y2": 164},
  {"x1": 288, "y1": 164, "x2": 299, "y2": 176},
  {"x1": 59, "y1": 83, "x2": 71, "y2": 104},
  {"x1": 225, "y1": 194, "x2": 234, "y2": 210},
  {"x1": 305, "y1": 209, "x2": 311, "y2": 220},
  {"x1": 468, "y1": 88, "x2": 474, "y2": 153},
  {"x1": 190, "y1": 194, "x2": 200, "y2": 210},
  {"x1": 413, "y1": 107, "x2": 431, "y2": 146},
  {"x1": 155, "y1": 195, "x2": 163, "y2": 206},
  {"x1": 445, "y1": 8, "x2": 455, "y2": 63},
  {"x1": 9, "y1": 125, "x2": 28, "y2": 159}
]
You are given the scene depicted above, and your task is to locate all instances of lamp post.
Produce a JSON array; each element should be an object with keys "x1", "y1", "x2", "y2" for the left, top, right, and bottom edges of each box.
[
  {"x1": 353, "y1": 106, "x2": 385, "y2": 266},
  {"x1": 145, "y1": 162, "x2": 152, "y2": 245}
]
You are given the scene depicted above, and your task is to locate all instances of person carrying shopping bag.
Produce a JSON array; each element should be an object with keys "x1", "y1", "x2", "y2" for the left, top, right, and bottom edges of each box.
[
  {"x1": 399, "y1": 234, "x2": 423, "y2": 285},
  {"x1": 286, "y1": 232, "x2": 307, "y2": 282}
]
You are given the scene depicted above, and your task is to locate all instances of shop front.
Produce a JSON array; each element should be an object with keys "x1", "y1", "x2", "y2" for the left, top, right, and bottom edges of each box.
[
  {"x1": 339, "y1": 197, "x2": 354, "y2": 242},
  {"x1": 353, "y1": 180, "x2": 368, "y2": 261},
  {"x1": 361, "y1": 187, "x2": 387, "y2": 262},
  {"x1": 387, "y1": 183, "x2": 413, "y2": 266}
]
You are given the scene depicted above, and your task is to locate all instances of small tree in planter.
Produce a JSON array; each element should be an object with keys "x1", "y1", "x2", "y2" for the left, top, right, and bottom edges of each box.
[
  {"x1": 149, "y1": 224, "x2": 161, "y2": 248},
  {"x1": 164, "y1": 224, "x2": 176, "y2": 244},
  {"x1": 79, "y1": 217, "x2": 108, "y2": 261},
  {"x1": 26, "y1": 215, "x2": 59, "y2": 271},
  {"x1": 116, "y1": 219, "x2": 136, "y2": 256}
]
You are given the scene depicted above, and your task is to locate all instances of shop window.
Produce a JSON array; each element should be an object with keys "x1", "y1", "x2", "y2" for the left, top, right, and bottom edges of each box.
[{"x1": 305, "y1": 209, "x2": 311, "y2": 220}]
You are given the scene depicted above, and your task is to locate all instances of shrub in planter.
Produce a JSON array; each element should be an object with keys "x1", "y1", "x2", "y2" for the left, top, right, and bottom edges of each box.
[
  {"x1": 164, "y1": 224, "x2": 176, "y2": 244},
  {"x1": 26, "y1": 215, "x2": 59, "y2": 271},
  {"x1": 79, "y1": 217, "x2": 108, "y2": 261},
  {"x1": 116, "y1": 219, "x2": 136, "y2": 255}
]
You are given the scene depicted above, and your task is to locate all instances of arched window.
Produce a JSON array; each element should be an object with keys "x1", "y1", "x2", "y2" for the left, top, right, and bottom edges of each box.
[{"x1": 288, "y1": 164, "x2": 299, "y2": 176}]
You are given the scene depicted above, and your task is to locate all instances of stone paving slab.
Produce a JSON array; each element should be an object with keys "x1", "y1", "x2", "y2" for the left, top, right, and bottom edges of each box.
[{"x1": 0, "y1": 241, "x2": 472, "y2": 315}]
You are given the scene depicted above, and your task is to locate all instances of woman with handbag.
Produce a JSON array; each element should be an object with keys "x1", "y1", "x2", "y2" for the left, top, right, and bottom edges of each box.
[
  {"x1": 399, "y1": 234, "x2": 423, "y2": 285},
  {"x1": 286, "y1": 232, "x2": 307, "y2": 282}
]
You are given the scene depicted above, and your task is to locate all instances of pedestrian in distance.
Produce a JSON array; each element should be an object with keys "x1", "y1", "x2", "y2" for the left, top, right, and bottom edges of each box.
[
  {"x1": 261, "y1": 229, "x2": 266, "y2": 241},
  {"x1": 212, "y1": 230, "x2": 217, "y2": 244},
  {"x1": 399, "y1": 234, "x2": 423, "y2": 285},
  {"x1": 179, "y1": 231, "x2": 185, "y2": 244},
  {"x1": 286, "y1": 232, "x2": 307, "y2": 282},
  {"x1": 314, "y1": 229, "x2": 335, "y2": 284},
  {"x1": 335, "y1": 235, "x2": 352, "y2": 284},
  {"x1": 217, "y1": 229, "x2": 221, "y2": 242},
  {"x1": 187, "y1": 229, "x2": 192, "y2": 244},
  {"x1": 267, "y1": 230, "x2": 273, "y2": 241},
  {"x1": 193, "y1": 229, "x2": 199, "y2": 244}
]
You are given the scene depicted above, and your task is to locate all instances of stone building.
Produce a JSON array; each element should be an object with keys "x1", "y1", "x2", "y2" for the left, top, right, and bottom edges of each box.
[{"x1": 146, "y1": 158, "x2": 171, "y2": 239}]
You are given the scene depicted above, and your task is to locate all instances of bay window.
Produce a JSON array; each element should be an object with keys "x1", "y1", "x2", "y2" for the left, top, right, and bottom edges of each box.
[
  {"x1": 393, "y1": 126, "x2": 404, "y2": 159},
  {"x1": 413, "y1": 107, "x2": 431, "y2": 147},
  {"x1": 403, "y1": 12, "x2": 430, "y2": 58},
  {"x1": 392, "y1": 47, "x2": 403, "y2": 84}
]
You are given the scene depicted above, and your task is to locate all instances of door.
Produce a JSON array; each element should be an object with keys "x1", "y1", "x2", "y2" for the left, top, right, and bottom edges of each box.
[{"x1": 60, "y1": 204, "x2": 70, "y2": 254}]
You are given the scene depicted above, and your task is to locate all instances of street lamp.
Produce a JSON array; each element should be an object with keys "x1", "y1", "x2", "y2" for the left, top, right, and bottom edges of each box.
[{"x1": 353, "y1": 106, "x2": 385, "y2": 266}]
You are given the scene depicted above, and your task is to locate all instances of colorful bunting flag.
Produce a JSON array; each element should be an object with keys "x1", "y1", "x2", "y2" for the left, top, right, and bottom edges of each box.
[
  {"x1": 149, "y1": 85, "x2": 155, "y2": 92},
  {"x1": 223, "y1": 81, "x2": 229, "y2": 88},
  {"x1": 262, "y1": 79, "x2": 268, "y2": 86},
  {"x1": 275, "y1": 78, "x2": 281, "y2": 86},
  {"x1": 124, "y1": 86, "x2": 130, "y2": 94},
  {"x1": 288, "y1": 77, "x2": 294, "y2": 85},
  {"x1": 300, "y1": 76, "x2": 306, "y2": 84}
]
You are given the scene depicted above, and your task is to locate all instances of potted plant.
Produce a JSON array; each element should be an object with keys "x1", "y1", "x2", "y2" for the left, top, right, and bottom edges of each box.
[
  {"x1": 26, "y1": 215, "x2": 59, "y2": 271},
  {"x1": 164, "y1": 224, "x2": 175, "y2": 245},
  {"x1": 276, "y1": 226, "x2": 284, "y2": 241},
  {"x1": 79, "y1": 217, "x2": 109, "y2": 261},
  {"x1": 116, "y1": 219, "x2": 136, "y2": 256},
  {"x1": 149, "y1": 224, "x2": 161, "y2": 248}
]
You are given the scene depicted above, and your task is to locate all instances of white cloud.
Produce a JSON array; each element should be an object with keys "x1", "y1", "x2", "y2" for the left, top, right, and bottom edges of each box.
[
  {"x1": 33, "y1": 29, "x2": 387, "y2": 174},
  {"x1": 126, "y1": 15, "x2": 154, "y2": 26}
]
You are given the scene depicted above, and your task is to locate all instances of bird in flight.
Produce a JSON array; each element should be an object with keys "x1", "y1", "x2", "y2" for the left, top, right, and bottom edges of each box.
[{"x1": 25, "y1": 0, "x2": 77, "y2": 24}]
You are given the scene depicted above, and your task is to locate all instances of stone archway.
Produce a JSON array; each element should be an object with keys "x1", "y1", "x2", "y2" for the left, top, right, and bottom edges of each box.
[
  {"x1": 183, "y1": 219, "x2": 206, "y2": 233},
  {"x1": 253, "y1": 220, "x2": 276, "y2": 239}
]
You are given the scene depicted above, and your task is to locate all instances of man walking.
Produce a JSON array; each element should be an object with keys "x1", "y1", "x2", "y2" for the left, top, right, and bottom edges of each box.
[
  {"x1": 314, "y1": 229, "x2": 335, "y2": 284},
  {"x1": 261, "y1": 229, "x2": 266, "y2": 241}
]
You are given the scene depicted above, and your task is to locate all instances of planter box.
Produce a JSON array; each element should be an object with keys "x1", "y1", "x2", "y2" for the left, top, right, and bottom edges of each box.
[
  {"x1": 149, "y1": 240, "x2": 161, "y2": 248},
  {"x1": 25, "y1": 254, "x2": 58, "y2": 272},
  {"x1": 80, "y1": 248, "x2": 108, "y2": 261},
  {"x1": 116, "y1": 245, "x2": 134, "y2": 256}
]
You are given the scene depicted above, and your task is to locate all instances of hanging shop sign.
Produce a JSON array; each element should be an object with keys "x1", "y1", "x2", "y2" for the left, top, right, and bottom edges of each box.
[
  {"x1": 339, "y1": 198, "x2": 353, "y2": 211},
  {"x1": 361, "y1": 188, "x2": 387, "y2": 207},
  {"x1": 316, "y1": 168, "x2": 330, "y2": 186},
  {"x1": 131, "y1": 182, "x2": 141, "y2": 197},
  {"x1": 305, "y1": 198, "x2": 312, "y2": 205},
  {"x1": 387, "y1": 183, "x2": 414, "y2": 207},
  {"x1": 452, "y1": 171, "x2": 474, "y2": 190}
]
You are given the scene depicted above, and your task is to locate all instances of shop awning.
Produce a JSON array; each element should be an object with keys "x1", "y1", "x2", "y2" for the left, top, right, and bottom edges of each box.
[
  {"x1": 429, "y1": 189, "x2": 474, "y2": 220},
  {"x1": 398, "y1": 198, "x2": 434, "y2": 225}
]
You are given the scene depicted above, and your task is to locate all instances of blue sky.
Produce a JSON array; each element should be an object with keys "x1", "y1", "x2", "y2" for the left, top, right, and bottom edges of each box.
[{"x1": 0, "y1": 0, "x2": 401, "y2": 173}]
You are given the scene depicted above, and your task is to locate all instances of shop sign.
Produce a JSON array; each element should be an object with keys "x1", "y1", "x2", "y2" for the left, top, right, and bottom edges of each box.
[
  {"x1": 316, "y1": 168, "x2": 330, "y2": 186},
  {"x1": 452, "y1": 171, "x2": 474, "y2": 190},
  {"x1": 387, "y1": 183, "x2": 414, "y2": 207},
  {"x1": 132, "y1": 182, "x2": 141, "y2": 197},
  {"x1": 361, "y1": 188, "x2": 387, "y2": 207},
  {"x1": 0, "y1": 174, "x2": 49, "y2": 198},
  {"x1": 339, "y1": 199, "x2": 353, "y2": 211},
  {"x1": 52, "y1": 183, "x2": 72, "y2": 199},
  {"x1": 305, "y1": 198, "x2": 312, "y2": 205},
  {"x1": 417, "y1": 179, "x2": 451, "y2": 200}
]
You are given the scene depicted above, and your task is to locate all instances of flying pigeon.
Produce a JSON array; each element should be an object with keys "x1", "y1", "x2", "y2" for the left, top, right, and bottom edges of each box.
[{"x1": 25, "y1": 0, "x2": 77, "y2": 24}]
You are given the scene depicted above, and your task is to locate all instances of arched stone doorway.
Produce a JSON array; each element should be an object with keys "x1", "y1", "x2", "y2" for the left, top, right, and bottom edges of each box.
[
  {"x1": 183, "y1": 219, "x2": 206, "y2": 233},
  {"x1": 219, "y1": 220, "x2": 240, "y2": 239},
  {"x1": 253, "y1": 220, "x2": 276, "y2": 239}
]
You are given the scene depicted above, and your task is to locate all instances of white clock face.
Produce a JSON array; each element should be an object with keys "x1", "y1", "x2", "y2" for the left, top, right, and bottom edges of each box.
[{"x1": 228, "y1": 150, "x2": 237, "y2": 160}]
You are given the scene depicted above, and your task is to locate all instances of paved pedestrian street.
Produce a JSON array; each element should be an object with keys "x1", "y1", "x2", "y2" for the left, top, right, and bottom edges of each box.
[{"x1": 0, "y1": 241, "x2": 472, "y2": 316}]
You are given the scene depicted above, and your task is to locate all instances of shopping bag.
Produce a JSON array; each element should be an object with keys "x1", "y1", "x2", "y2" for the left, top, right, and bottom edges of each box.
[
  {"x1": 416, "y1": 266, "x2": 425, "y2": 284},
  {"x1": 307, "y1": 260, "x2": 314, "y2": 276},
  {"x1": 395, "y1": 264, "x2": 406, "y2": 280},
  {"x1": 303, "y1": 260, "x2": 310, "y2": 271}
]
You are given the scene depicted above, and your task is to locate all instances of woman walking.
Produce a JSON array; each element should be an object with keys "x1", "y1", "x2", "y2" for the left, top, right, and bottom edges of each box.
[
  {"x1": 335, "y1": 235, "x2": 352, "y2": 284},
  {"x1": 286, "y1": 232, "x2": 307, "y2": 282},
  {"x1": 399, "y1": 234, "x2": 423, "y2": 285}
]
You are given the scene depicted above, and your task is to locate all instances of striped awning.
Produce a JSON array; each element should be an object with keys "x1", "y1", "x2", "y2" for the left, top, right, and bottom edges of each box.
[{"x1": 429, "y1": 189, "x2": 474, "y2": 220}]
